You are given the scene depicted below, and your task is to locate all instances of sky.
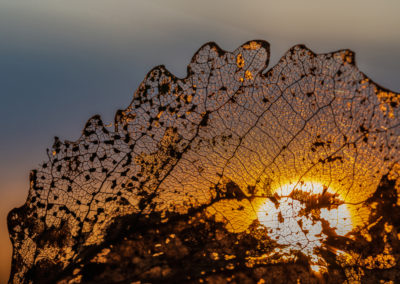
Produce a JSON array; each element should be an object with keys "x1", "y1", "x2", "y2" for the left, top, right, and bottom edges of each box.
[{"x1": 1, "y1": 0, "x2": 400, "y2": 282}]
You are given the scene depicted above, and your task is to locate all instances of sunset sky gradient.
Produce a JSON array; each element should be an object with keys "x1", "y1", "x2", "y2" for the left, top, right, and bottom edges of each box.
[{"x1": 1, "y1": 0, "x2": 400, "y2": 282}]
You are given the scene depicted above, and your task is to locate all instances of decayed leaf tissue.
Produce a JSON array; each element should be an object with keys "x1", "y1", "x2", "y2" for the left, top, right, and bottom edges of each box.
[{"x1": 7, "y1": 40, "x2": 400, "y2": 283}]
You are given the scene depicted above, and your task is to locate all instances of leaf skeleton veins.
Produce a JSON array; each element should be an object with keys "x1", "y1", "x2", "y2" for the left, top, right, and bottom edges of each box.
[{"x1": 7, "y1": 40, "x2": 400, "y2": 284}]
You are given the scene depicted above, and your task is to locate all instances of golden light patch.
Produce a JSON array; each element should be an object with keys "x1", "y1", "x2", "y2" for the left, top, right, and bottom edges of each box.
[
  {"x1": 245, "y1": 70, "x2": 253, "y2": 80},
  {"x1": 243, "y1": 41, "x2": 261, "y2": 50},
  {"x1": 236, "y1": 53, "x2": 245, "y2": 69}
]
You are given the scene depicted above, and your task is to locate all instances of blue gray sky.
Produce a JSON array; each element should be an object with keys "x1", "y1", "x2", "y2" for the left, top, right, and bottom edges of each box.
[{"x1": 1, "y1": 0, "x2": 399, "y2": 281}]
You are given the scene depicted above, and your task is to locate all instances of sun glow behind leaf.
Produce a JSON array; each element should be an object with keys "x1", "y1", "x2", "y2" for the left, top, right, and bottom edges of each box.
[{"x1": 257, "y1": 182, "x2": 352, "y2": 272}]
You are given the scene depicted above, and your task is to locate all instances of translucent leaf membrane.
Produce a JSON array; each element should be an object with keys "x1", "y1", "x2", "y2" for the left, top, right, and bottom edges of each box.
[{"x1": 8, "y1": 40, "x2": 400, "y2": 283}]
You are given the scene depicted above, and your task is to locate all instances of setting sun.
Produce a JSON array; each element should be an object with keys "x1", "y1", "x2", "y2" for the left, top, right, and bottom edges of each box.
[{"x1": 257, "y1": 182, "x2": 353, "y2": 271}]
